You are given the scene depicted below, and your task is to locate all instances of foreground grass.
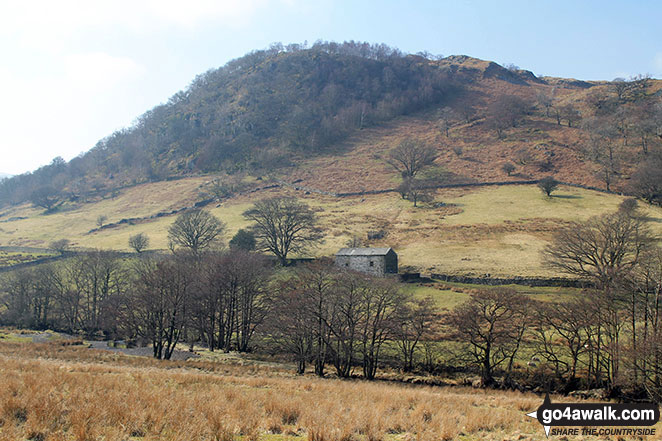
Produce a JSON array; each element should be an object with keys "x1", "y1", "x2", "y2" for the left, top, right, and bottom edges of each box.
[{"x1": 0, "y1": 340, "x2": 619, "y2": 441}]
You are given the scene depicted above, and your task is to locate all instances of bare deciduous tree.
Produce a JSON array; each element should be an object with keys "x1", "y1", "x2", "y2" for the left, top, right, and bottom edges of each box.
[
  {"x1": 96, "y1": 215, "x2": 108, "y2": 228},
  {"x1": 533, "y1": 298, "x2": 595, "y2": 389},
  {"x1": 582, "y1": 117, "x2": 621, "y2": 191},
  {"x1": 436, "y1": 106, "x2": 456, "y2": 137},
  {"x1": 537, "y1": 176, "x2": 558, "y2": 197},
  {"x1": 396, "y1": 178, "x2": 434, "y2": 207},
  {"x1": 386, "y1": 139, "x2": 437, "y2": 178},
  {"x1": 243, "y1": 197, "x2": 322, "y2": 265},
  {"x1": 485, "y1": 95, "x2": 530, "y2": 138},
  {"x1": 628, "y1": 154, "x2": 662, "y2": 206},
  {"x1": 544, "y1": 210, "x2": 654, "y2": 289},
  {"x1": 126, "y1": 255, "x2": 192, "y2": 359},
  {"x1": 447, "y1": 288, "x2": 533, "y2": 386},
  {"x1": 393, "y1": 296, "x2": 437, "y2": 372},
  {"x1": 358, "y1": 277, "x2": 408, "y2": 380},
  {"x1": 30, "y1": 186, "x2": 62, "y2": 212},
  {"x1": 536, "y1": 91, "x2": 554, "y2": 117},
  {"x1": 49, "y1": 239, "x2": 70, "y2": 255},
  {"x1": 128, "y1": 233, "x2": 150, "y2": 253},
  {"x1": 501, "y1": 162, "x2": 516, "y2": 176},
  {"x1": 558, "y1": 104, "x2": 581, "y2": 127},
  {"x1": 168, "y1": 209, "x2": 225, "y2": 253}
]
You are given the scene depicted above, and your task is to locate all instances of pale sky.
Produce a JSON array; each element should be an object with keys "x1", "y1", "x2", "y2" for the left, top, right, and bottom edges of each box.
[{"x1": 1, "y1": 0, "x2": 661, "y2": 175}]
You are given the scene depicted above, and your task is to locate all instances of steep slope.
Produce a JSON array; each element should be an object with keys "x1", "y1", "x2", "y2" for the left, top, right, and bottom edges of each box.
[
  {"x1": 0, "y1": 42, "x2": 461, "y2": 206},
  {"x1": 2, "y1": 44, "x2": 660, "y2": 207}
]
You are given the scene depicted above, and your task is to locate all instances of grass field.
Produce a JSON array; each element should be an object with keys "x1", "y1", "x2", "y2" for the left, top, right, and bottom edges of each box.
[
  {"x1": 404, "y1": 281, "x2": 582, "y2": 312},
  {"x1": 0, "y1": 249, "x2": 54, "y2": 267},
  {"x1": 2, "y1": 337, "x2": 645, "y2": 441},
  {"x1": 1, "y1": 180, "x2": 661, "y2": 277}
]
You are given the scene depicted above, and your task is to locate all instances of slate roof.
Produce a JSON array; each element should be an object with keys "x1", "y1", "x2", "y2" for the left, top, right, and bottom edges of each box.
[{"x1": 335, "y1": 247, "x2": 394, "y2": 256}]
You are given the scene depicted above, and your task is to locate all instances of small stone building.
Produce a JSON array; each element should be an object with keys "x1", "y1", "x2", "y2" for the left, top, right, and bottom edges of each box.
[{"x1": 334, "y1": 247, "x2": 398, "y2": 277}]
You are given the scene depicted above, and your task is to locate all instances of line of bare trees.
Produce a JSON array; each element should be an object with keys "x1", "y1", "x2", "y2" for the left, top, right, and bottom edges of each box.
[
  {"x1": 266, "y1": 262, "x2": 436, "y2": 379},
  {"x1": 444, "y1": 201, "x2": 662, "y2": 399},
  {"x1": 0, "y1": 249, "x2": 273, "y2": 360}
]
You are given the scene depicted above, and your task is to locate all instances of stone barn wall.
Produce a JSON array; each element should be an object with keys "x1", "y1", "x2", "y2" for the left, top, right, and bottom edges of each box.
[{"x1": 336, "y1": 254, "x2": 387, "y2": 277}]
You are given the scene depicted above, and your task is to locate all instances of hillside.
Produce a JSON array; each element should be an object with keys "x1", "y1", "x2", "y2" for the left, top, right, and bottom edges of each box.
[
  {"x1": 1, "y1": 42, "x2": 662, "y2": 277},
  {"x1": 2, "y1": 177, "x2": 661, "y2": 277},
  {"x1": 2, "y1": 42, "x2": 661, "y2": 207}
]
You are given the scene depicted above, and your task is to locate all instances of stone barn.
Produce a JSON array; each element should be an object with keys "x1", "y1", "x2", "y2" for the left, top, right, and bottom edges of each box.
[{"x1": 334, "y1": 247, "x2": 398, "y2": 277}]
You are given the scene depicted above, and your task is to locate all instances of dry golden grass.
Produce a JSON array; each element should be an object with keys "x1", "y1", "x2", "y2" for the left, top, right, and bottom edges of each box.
[{"x1": 3, "y1": 339, "x2": 643, "y2": 441}]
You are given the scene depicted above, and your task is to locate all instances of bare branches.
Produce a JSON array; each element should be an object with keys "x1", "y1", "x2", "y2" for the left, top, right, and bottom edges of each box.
[
  {"x1": 128, "y1": 233, "x2": 150, "y2": 253},
  {"x1": 386, "y1": 139, "x2": 437, "y2": 178},
  {"x1": 243, "y1": 197, "x2": 322, "y2": 265},
  {"x1": 446, "y1": 288, "x2": 533, "y2": 386},
  {"x1": 168, "y1": 209, "x2": 225, "y2": 253},
  {"x1": 544, "y1": 211, "x2": 655, "y2": 288}
]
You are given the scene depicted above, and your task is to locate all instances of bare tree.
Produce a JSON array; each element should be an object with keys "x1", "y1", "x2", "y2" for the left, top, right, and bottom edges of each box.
[
  {"x1": 397, "y1": 178, "x2": 434, "y2": 207},
  {"x1": 631, "y1": 246, "x2": 662, "y2": 400},
  {"x1": 545, "y1": 210, "x2": 654, "y2": 289},
  {"x1": 582, "y1": 117, "x2": 621, "y2": 191},
  {"x1": 266, "y1": 277, "x2": 314, "y2": 374},
  {"x1": 545, "y1": 210, "x2": 657, "y2": 391},
  {"x1": 612, "y1": 78, "x2": 629, "y2": 101},
  {"x1": 502, "y1": 162, "x2": 516, "y2": 176},
  {"x1": 436, "y1": 106, "x2": 456, "y2": 137},
  {"x1": 328, "y1": 272, "x2": 364, "y2": 378},
  {"x1": 126, "y1": 255, "x2": 192, "y2": 359},
  {"x1": 96, "y1": 215, "x2": 108, "y2": 228},
  {"x1": 393, "y1": 296, "x2": 437, "y2": 371},
  {"x1": 538, "y1": 176, "x2": 558, "y2": 197},
  {"x1": 69, "y1": 251, "x2": 124, "y2": 335},
  {"x1": 243, "y1": 197, "x2": 322, "y2": 265},
  {"x1": 558, "y1": 104, "x2": 581, "y2": 127},
  {"x1": 168, "y1": 209, "x2": 225, "y2": 253},
  {"x1": 456, "y1": 101, "x2": 475, "y2": 123},
  {"x1": 628, "y1": 154, "x2": 662, "y2": 206},
  {"x1": 30, "y1": 186, "x2": 62, "y2": 212},
  {"x1": 280, "y1": 262, "x2": 338, "y2": 376},
  {"x1": 612, "y1": 75, "x2": 651, "y2": 102},
  {"x1": 358, "y1": 277, "x2": 408, "y2": 380},
  {"x1": 536, "y1": 91, "x2": 554, "y2": 117},
  {"x1": 447, "y1": 288, "x2": 532, "y2": 386},
  {"x1": 629, "y1": 101, "x2": 658, "y2": 155},
  {"x1": 386, "y1": 139, "x2": 437, "y2": 178},
  {"x1": 49, "y1": 239, "x2": 70, "y2": 255},
  {"x1": 533, "y1": 298, "x2": 595, "y2": 389},
  {"x1": 128, "y1": 233, "x2": 150, "y2": 253},
  {"x1": 485, "y1": 95, "x2": 530, "y2": 138}
]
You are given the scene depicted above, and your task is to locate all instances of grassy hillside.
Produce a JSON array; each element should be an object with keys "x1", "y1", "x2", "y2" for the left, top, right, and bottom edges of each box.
[
  {"x1": 2, "y1": 177, "x2": 660, "y2": 277},
  {"x1": 1, "y1": 46, "x2": 661, "y2": 278}
]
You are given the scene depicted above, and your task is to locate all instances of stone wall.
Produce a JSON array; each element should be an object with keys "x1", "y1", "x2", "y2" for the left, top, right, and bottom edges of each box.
[{"x1": 429, "y1": 273, "x2": 591, "y2": 288}]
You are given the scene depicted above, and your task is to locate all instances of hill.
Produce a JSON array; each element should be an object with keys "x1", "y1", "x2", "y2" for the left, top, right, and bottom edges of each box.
[
  {"x1": 2, "y1": 41, "x2": 661, "y2": 208},
  {"x1": 1, "y1": 42, "x2": 661, "y2": 277}
]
